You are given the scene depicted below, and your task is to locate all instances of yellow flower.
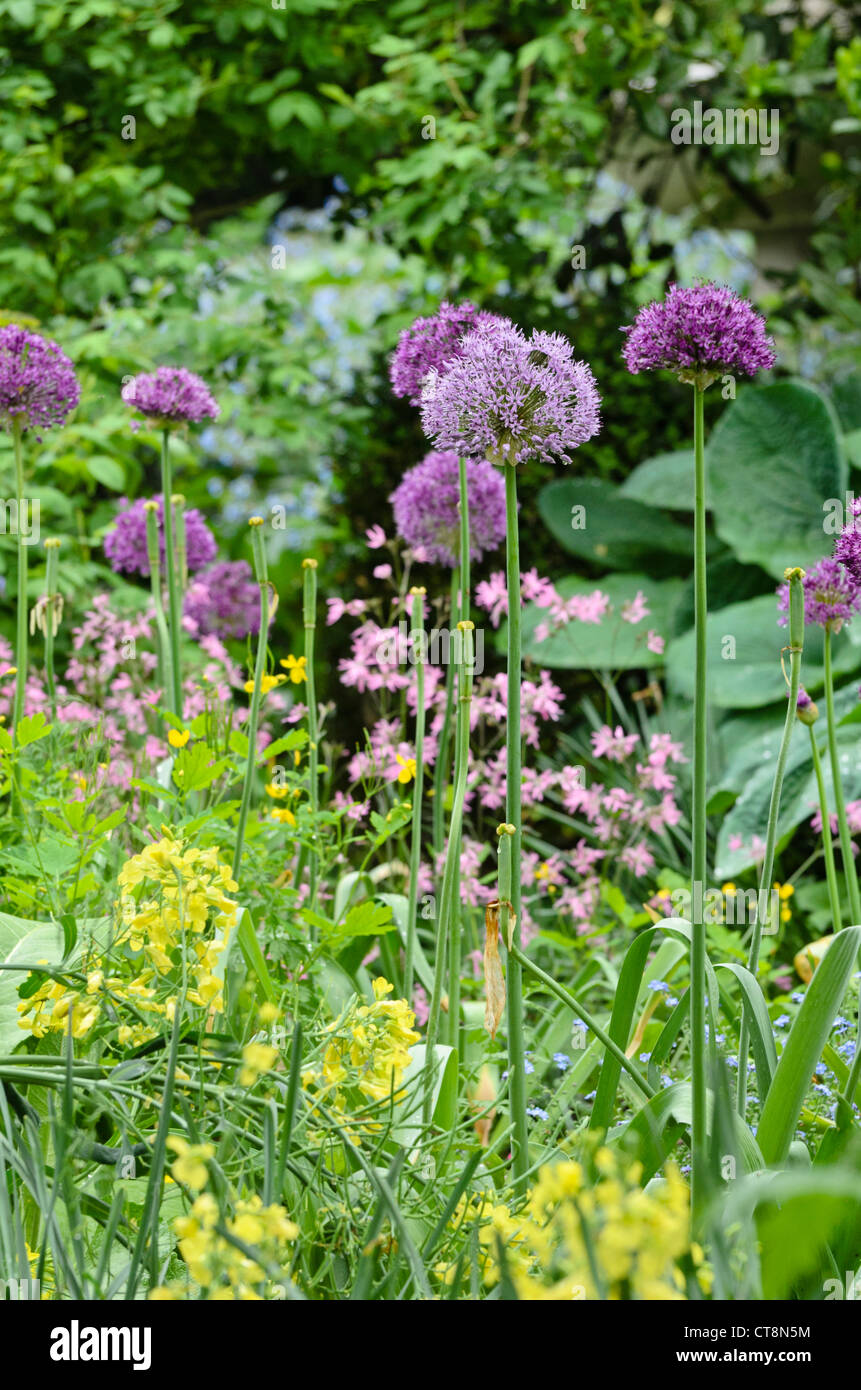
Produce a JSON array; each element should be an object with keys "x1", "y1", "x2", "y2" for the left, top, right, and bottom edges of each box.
[
  {"x1": 271, "y1": 807, "x2": 296, "y2": 827},
  {"x1": 167, "y1": 1136, "x2": 215, "y2": 1192},
  {"x1": 279, "y1": 654, "x2": 307, "y2": 685},
  {"x1": 168, "y1": 728, "x2": 190, "y2": 749},
  {"x1": 258, "y1": 1002, "x2": 281, "y2": 1025},
  {"x1": 265, "y1": 781, "x2": 289, "y2": 799},
  {"x1": 395, "y1": 754, "x2": 416, "y2": 785},
  {"x1": 244, "y1": 673, "x2": 286, "y2": 696},
  {"x1": 240, "y1": 1041, "x2": 278, "y2": 1086}
]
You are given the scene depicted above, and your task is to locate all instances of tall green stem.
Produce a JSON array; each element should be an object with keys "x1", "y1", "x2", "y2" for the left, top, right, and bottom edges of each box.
[
  {"x1": 302, "y1": 558, "x2": 319, "y2": 915},
  {"x1": 690, "y1": 384, "x2": 708, "y2": 1218},
  {"x1": 405, "y1": 587, "x2": 426, "y2": 1000},
  {"x1": 12, "y1": 420, "x2": 27, "y2": 734},
  {"x1": 144, "y1": 502, "x2": 173, "y2": 731},
  {"x1": 160, "y1": 430, "x2": 183, "y2": 717},
  {"x1": 445, "y1": 458, "x2": 471, "y2": 1046},
  {"x1": 824, "y1": 625, "x2": 861, "y2": 924},
  {"x1": 424, "y1": 621, "x2": 473, "y2": 1125},
  {"x1": 736, "y1": 568, "x2": 804, "y2": 1114},
  {"x1": 42, "y1": 538, "x2": 61, "y2": 722},
  {"x1": 808, "y1": 723, "x2": 842, "y2": 933},
  {"x1": 432, "y1": 568, "x2": 459, "y2": 860},
  {"x1": 503, "y1": 462, "x2": 528, "y2": 1197},
  {"x1": 232, "y1": 519, "x2": 270, "y2": 885}
]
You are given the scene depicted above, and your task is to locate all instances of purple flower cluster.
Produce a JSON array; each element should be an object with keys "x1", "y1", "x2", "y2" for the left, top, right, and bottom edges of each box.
[
  {"x1": 420, "y1": 320, "x2": 601, "y2": 465},
  {"x1": 777, "y1": 556, "x2": 861, "y2": 632},
  {"x1": 390, "y1": 451, "x2": 507, "y2": 567},
  {"x1": 835, "y1": 499, "x2": 861, "y2": 585},
  {"x1": 104, "y1": 496, "x2": 217, "y2": 577},
  {"x1": 389, "y1": 301, "x2": 502, "y2": 406},
  {"x1": 621, "y1": 282, "x2": 776, "y2": 384},
  {"x1": 184, "y1": 560, "x2": 261, "y2": 639},
  {"x1": 0, "y1": 325, "x2": 80, "y2": 436},
  {"x1": 121, "y1": 367, "x2": 220, "y2": 429}
]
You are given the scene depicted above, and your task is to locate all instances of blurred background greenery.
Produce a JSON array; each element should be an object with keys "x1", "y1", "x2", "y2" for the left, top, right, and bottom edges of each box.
[{"x1": 1, "y1": 0, "x2": 860, "y2": 805}]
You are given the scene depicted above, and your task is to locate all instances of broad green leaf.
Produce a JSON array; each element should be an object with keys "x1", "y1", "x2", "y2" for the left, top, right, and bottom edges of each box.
[
  {"x1": 537, "y1": 477, "x2": 692, "y2": 570},
  {"x1": 757, "y1": 926, "x2": 861, "y2": 1164},
  {"x1": 517, "y1": 572, "x2": 686, "y2": 671}
]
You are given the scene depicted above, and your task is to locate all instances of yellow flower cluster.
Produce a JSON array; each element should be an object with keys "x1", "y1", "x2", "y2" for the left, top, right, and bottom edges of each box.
[
  {"x1": 302, "y1": 979, "x2": 421, "y2": 1116},
  {"x1": 477, "y1": 1150, "x2": 704, "y2": 1301},
  {"x1": 151, "y1": 1186, "x2": 299, "y2": 1301},
  {"x1": 18, "y1": 834, "x2": 237, "y2": 1042}
]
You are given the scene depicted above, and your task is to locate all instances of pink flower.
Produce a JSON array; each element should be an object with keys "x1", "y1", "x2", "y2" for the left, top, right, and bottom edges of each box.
[
  {"x1": 366, "y1": 525, "x2": 387, "y2": 549},
  {"x1": 373, "y1": 563, "x2": 393, "y2": 579},
  {"x1": 475, "y1": 572, "x2": 508, "y2": 627},
  {"x1": 646, "y1": 629, "x2": 665, "y2": 655},
  {"x1": 620, "y1": 843, "x2": 655, "y2": 877},
  {"x1": 591, "y1": 724, "x2": 639, "y2": 762},
  {"x1": 621, "y1": 590, "x2": 649, "y2": 624}
]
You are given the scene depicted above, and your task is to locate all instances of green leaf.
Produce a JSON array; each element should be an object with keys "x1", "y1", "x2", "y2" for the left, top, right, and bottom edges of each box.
[
  {"x1": 756, "y1": 926, "x2": 861, "y2": 1165},
  {"x1": 337, "y1": 899, "x2": 395, "y2": 938},
  {"x1": 518, "y1": 572, "x2": 686, "y2": 671},
  {"x1": 537, "y1": 477, "x2": 692, "y2": 570},
  {"x1": 619, "y1": 448, "x2": 706, "y2": 510},
  {"x1": 86, "y1": 454, "x2": 126, "y2": 490},
  {"x1": 708, "y1": 382, "x2": 846, "y2": 578}
]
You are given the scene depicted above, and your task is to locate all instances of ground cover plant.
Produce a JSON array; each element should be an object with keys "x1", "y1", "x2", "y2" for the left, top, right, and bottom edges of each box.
[{"x1": 1, "y1": 0, "x2": 860, "y2": 1319}]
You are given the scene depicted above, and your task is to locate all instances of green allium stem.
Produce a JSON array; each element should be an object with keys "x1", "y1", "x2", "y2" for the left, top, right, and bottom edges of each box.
[
  {"x1": 303, "y1": 558, "x2": 320, "y2": 916},
  {"x1": 160, "y1": 430, "x2": 183, "y2": 717},
  {"x1": 404, "y1": 587, "x2": 426, "y2": 1001},
  {"x1": 824, "y1": 625, "x2": 861, "y2": 925},
  {"x1": 808, "y1": 725, "x2": 842, "y2": 933},
  {"x1": 736, "y1": 567, "x2": 804, "y2": 1114},
  {"x1": 503, "y1": 462, "x2": 529, "y2": 1197},
  {"x1": 432, "y1": 568, "x2": 459, "y2": 860},
  {"x1": 42, "y1": 538, "x2": 61, "y2": 722},
  {"x1": 424, "y1": 621, "x2": 474, "y2": 1125},
  {"x1": 232, "y1": 520, "x2": 270, "y2": 886},
  {"x1": 11, "y1": 419, "x2": 27, "y2": 735},
  {"x1": 445, "y1": 457, "x2": 472, "y2": 1046},
  {"x1": 144, "y1": 502, "x2": 173, "y2": 729},
  {"x1": 172, "y1": 495, "x2": 188, "y2": 593},
  {"x1": 690, "y1": 384, "x2": 708, "y2": 1218}
]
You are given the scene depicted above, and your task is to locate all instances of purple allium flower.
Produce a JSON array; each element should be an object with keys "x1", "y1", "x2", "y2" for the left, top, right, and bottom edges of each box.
[
  {"x1": 184, "y1": 560, "x2": 261, "y2": 639},
  {"x1": 121, "y1": 366, "x2": 219, "y2": 430},
  {"x1": 835, "y1": 499, "x2": 861, "y2": 586},
  {"x1": 389, "y1": 450, "x2": 507, "y2": 567},
  {"x1": 103, "y1": 496, "x2": 217, "y2": 577},
  {"x1": 621, "y1": 282, "x2": 776, "y2": 386},
  {"x1": 0, "y1": 325, "x2": 79, "y2": 436},
  {"x1": 389, "y1": 300, "x2": 504, "y2": 406},
  {"x1": 421, "y1": 321, "x2": 601, "y2": 465},
  {"x1": 777, "y1": 556, "x2": 861, "y2": 632}
]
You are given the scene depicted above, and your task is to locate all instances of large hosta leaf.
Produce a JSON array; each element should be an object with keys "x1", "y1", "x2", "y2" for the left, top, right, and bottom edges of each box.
[
  {"x1": 708, "y1": 382, "x2": 846, "y2": 578},
  {"x1": 537, "y1": 477, "x2": 692, "y2": 571}
]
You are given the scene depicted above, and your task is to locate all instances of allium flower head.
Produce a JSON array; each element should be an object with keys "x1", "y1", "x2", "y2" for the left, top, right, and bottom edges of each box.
[
  {"x1": 121, "y1": 366, "x2": 219, "y2": 430},
  {"x1": 835, "y1": 499, "x2": 861, "y2": 585},
  {"x1": 389, "y1": 300, "x2": 503, "y2": 406},
  {"x1": 421, "y1": 321, "x2": 601, "y2": 466},
  {"x1": 184, "y1": 560, "x2": 261, "y2": 639},
  {"x1": 0, "y1": 325, "x2": 79, "y2": 435},
  {"x1": 777, "y1": 556, "x2": 861, "y2": 633},
  {"x1": 104, "y1": 496, "x2": 217, "y2": 577},
  {"x1": 389, "y1": 450, "x2": 506, "y2": 567},
  {"x1": 621, "y1": 282, "x2": 776, "y2": 386}
]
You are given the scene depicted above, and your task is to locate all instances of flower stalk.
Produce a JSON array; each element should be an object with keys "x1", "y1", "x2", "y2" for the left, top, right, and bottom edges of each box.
[
  {"x1": 424, "y1": 620, "x2": 474, "y2": 1124},
  {"x1": 302, "y1": 557, "x2": 320, "y2": 915},
  {"x1": 736, "y1": 567, "x2": 804, "y2": 1114},
  {"x1": 40, "y1": 538, "x2": 62, "y2": 721},
  {"x1": 806, "y1": 714, "x2": 842, "y2": 933},
  {"x1": 823, "y1": 625, "x2": 861, "y2": 925},
  {"x1": 160, "y1": 430, "x2": 183, "y2": 717},
  {"x1": 232, "y1": 518, "x2": 270, "y2": 885},
  {"x1": 503, "y1": 461, "x2": 529, "y2": 1197},
  {"x1": 404, "y1": 587, "x2": 426, "y2": 1000},
  {"x1": 11, "y1": 419, "x2": 27, "y2": 734},
  {"x1": 144, "y1": 501, "x2": 174, "y2": 725},
  {"x1": 432, "y1": 567, "x2": 459, "y2": 861},
  {"x1": 689, "y1": 383, "x2": 708, "y2": 1217}
]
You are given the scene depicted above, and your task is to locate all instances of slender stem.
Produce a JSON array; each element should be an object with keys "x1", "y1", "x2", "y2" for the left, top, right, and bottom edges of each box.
[
  {"x1": 405, "y1": 588, "x2": 426, "y2": 1000},
  {"x1": 432, "y1": 568, "x2": 459, "y2": 861},
  {"x1": 160, "y1": 430, "x2": 183, "y2": 717},
  {"x1": 12, "y1": 420, "x2": 27, "y2": 734},
  {"x1": 232, "y1": 521, "x2": 270, "y2": 885},
  {"x1": 809, "y1": 725, "x2": 842, "y2": 933},
  {"x1": 503, "y1": 462, "x2": 528, "y2": 1197},
  {"x1": 690, "y1": 385, "x2": 708, "y2": 1219},
  {"x1": 42, "y1": 539, "x2": 61, "y2": 722},
  {"x1": 736, "y1": 568, "x2": 803, "y2": 1113},
  {"x1": 424, "y1": 623, "x2": 473, "y2": 1125},
  {"x1": 824, "y1": 625, "x2": 861, "y2": 924},
  {"x1": 303, "y1": 559, "x2": 319, "y2": 916},
  {"x1": 144, "y1": 502, "x2": 173, "y2": 732},
  {"x1": 446, "y1": 460, "x2": 471, "y2": 1048}
]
